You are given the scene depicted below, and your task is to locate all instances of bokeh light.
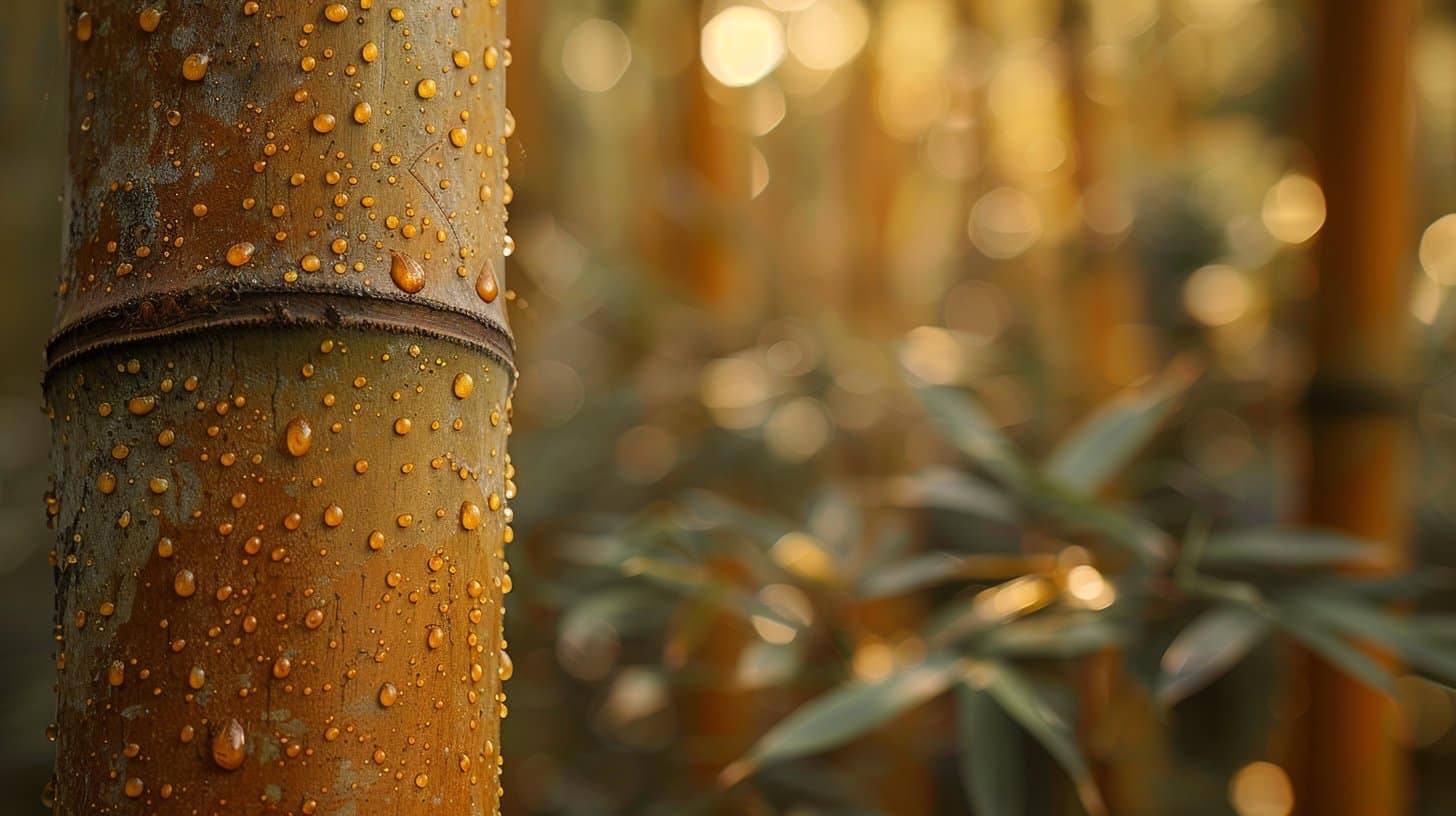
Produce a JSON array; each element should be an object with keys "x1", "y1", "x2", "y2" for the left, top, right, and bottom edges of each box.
[{"x1": 701, "y1": 6, "x2": 786, "y2": 87}]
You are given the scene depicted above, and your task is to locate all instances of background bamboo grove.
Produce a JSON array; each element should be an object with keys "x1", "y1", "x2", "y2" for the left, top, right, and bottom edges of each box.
[{"x1": 9, "y1": 1, "x2": 1456, "y2": 815}]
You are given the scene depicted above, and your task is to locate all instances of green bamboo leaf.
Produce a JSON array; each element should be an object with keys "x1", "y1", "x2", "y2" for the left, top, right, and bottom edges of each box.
[
  {"x1": 886, "y1": 468, "x2": 1019, "y2": 524},
  {"x1": 1157, "y1": 604, "x2": 1271, "y2": 706},
  {"x1": 857, "y1": 551, "x2": 1046, "y2": 599},
  {"x1": 859, "y1": 552, "x2": 975, "y2": 599},
  {"x1": 722, "y1": 654, "x2": 960, "y2": 786},
  {"x1": 1274, "y1": 605, "x2": 1395, "y2": 694},
  {"x1": 679, "y1": 490, "x2": 797, "y2": 544},
  {"x1": 977, "y1": 662, "x2": 1106, "y2": 816},
  {"x1": 1280, "y1": 589, "x2": 1456, "y2": 685},
  {"x1": 985, "y1": 614, "x2": 1127, "y2": 659},
  {"x1": 620, "y1": 556, "x2": 800, "y2": 631},
  {"x1": 1043, "y1": 363, "x2": 1196, "y2": 495},
  {"x1": 1199, "y1": 529, "x2": 1385, "y2": 570},
  {"x1": 956, "y1": 683, "x2": 1027, "y2": 816},
  {"x1": 914, "y1": 385, "x2": 1031, "y2": 489}
]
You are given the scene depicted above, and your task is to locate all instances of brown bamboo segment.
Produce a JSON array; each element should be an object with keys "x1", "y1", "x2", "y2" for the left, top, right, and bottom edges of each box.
[
  {"x1": 1292, "y1": 2, "x2": 1414, "y2": 815},
  {"x1": 48, "y1": 2, "x2": 514, "y2": 814},
  {"x1": 54, "y1": 0, "x2": 512, "y2": 363}
]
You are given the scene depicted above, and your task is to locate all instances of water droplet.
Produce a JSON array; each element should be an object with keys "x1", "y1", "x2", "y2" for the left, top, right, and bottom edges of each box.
[
  {"x1": 76, "y1": 12, "x2": 94, "y2": 42},
  {"x1": 174, "y1": 570, "x2": 197, "y2": 598},
  {"x1": 378, "y1": 682, "x2": 399, "y2": 707},
  {"x1": 226, "y1": 242, "x2": 255, "y2": 267},
  {"x1": 475, "y1": 261, "x2": 499, "y2": 303},
  {"x1": 389, "y1": 250, "x2": 426, "y2": 294},
  {"x1": 182, "y1": 53, "x2": 210, "y2": 82},
  {"x1": 188, "y1": 666, "x2": 206, "y2": 689},
  {"x1": 414, "y1": 773, "x2": 429, "y2": 789},
  {"x1": 139, "y1": 8, "x2": 162, "y2": 32},
  {"x1": 453, "y1": 372, "x2": 475, "y2": 399},
  {"x1": 499, "y1": 650, "x2": 513, "y2": 681},
  {"x1": 212, "y1": 719, "x2": 246, "y2": 770},
  {"x1": 285, "y1": 417, "x2": 313, "y2": 457},
  {"x1": 449, "y1": 127, "x2": 469, "y2": 148},
  {"x1": 272, "y1": 656, "x2": 293, "y2": 678},
  {"x1": 353, "y1": 101, "x2": 373, "y2": 124},
  {"x1": 417, "y1": 78, "x2": 438, "y2": 99},
  {"x1": 128, "y1": 395, "x2": 156, "y2": 416},
  {"x1": 323, "y1": 504, "x2": 344, "y2": 527},
  {"x1": 460, "y1": 501, "x2": 482, "y2": 530},
  {"x1": 124, "y1": 777, "x2": 143, "y2": 798},
  {"x1": 368, "y1": 530, "x2": 385, "y2": 551},
  {"x1": 393, "y1": 417, "x2": 412, "y2": 436},
  {"x1": 427, "y1": 626, "x2": 445, "y2": 649},
  {"x1": 107, "y1": 660, "x2": 126, "y2": 687},
  {"x1": 312, "y1": 113, "x2": 337, "y2": 134},
  {"x1": 324, "y1": 3, "x2": 349, "y2": 22},
  {"x1": 305, "y1": 608, "x2": 325, "y2": 629},
  {"x1": 361, "y1": 41, "x2": 379, "y2": 62}
]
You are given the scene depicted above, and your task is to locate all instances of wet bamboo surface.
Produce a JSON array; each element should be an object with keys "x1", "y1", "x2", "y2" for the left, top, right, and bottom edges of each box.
[{"x1": 50, "y1": 2, "x2": 514, "y2": 813}]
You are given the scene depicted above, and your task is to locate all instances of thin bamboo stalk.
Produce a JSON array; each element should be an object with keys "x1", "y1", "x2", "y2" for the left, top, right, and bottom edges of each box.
[{"x1": 1291, "y1": 2, "x2": 1415, "y2": 815}]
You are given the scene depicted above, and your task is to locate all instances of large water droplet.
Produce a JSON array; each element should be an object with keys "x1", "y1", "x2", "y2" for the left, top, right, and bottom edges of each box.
[
  {"x1": 212, "y1": 719, "x2": 247, "y2": 770},
  {"x1": 389, "y1": 250, "x2": 426, "y2": 294}
]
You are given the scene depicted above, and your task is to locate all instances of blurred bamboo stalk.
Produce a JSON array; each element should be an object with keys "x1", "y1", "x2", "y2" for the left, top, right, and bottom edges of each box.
[
  {"x1": 1291, "y1": 2, "x2": 1415, "y2": 814},
  {"x1": 1059, "y1": 3, "x2": 1164, "y2": 812},
  {"x1": 671, "y1": 50, "x2": 761, "y2": 806}
]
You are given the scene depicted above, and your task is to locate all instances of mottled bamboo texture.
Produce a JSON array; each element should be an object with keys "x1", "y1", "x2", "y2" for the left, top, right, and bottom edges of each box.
[
  {"x1": 49, "y1": 2, "x2": 514, "y2": 814},
  {"x1": 47, "y1": 332, "x2": 513, "y2": 815}
]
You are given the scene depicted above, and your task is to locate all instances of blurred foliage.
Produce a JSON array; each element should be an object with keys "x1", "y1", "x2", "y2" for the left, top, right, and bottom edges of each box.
[{"x1": 11, "y1": 1, "x2": 1456, "y2": 815}]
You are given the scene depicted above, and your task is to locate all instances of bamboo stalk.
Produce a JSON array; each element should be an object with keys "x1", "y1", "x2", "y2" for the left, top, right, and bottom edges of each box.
[
  {"x1": 1058, "y1": 6, "x2": 1164, "y2": 816},
  {"x1": 47, "y1": 3, "x2": 514, "y2": 813},
  {"x1": 1291, "y1": 2, "x2": 1415, "y2": 815}
]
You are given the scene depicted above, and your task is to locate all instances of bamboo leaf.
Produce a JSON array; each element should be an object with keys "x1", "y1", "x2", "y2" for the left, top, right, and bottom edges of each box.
[
  {"x1": 723, "y1": 654, "x2": 960, "y2": 786},
  {"x1": 1044, "y1": 363, "x2": 1196, "y2": 495},
  {"x1": 1199, "y1": 529, "x2": 1385, "y2": 571},
  {"x1": 1157, "y1": 604, "x2": 1271, "y2": 706},
  {"x1": 956, "y1": 683, "x2": 1027, "y2": 816},
  {"x1": 985, "y1": 613, "x2": 1127, "y2": 659},
  {"x1": 858, "y1": 551, "x2": 1052, "y2": 599},
  {"x1": 977, "y1": 662, "x2": 1107, "y2": 816},
  {"x1": 886, "y1": 468, "x2": 1019, "y2": 524},
  {"x1": 1274, "y1": 605, "x2": 1395, "y2": 694},
  {"x1": 1280, "y1": 589, "x2": 1456, "y2": 685},
  {"x1": 621, "y1": 556, "x2": 801, "y2": 631},
  {"x1": 914, "y1": 385, "x2": 1032, "y2": 489}
]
